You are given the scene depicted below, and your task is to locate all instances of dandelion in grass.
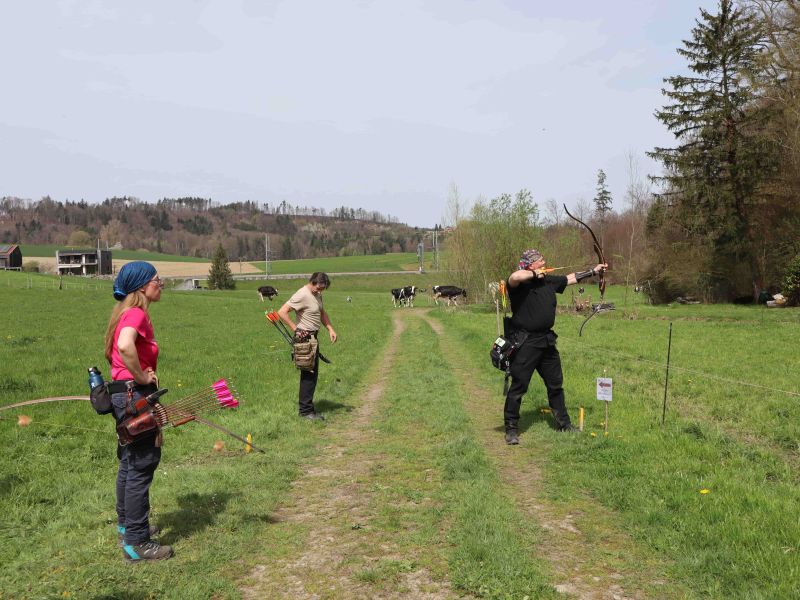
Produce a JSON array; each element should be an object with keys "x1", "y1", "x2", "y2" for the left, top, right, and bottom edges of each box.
[
  {"x1": 700, "y1": 489, "x2": 710, "y2": 494},
  {"x1": 540, "y1": 408, "x2": 551, "y2": 413},
  {"x1": 590, "y1": 432, "x2": 596, "y2": 437}
]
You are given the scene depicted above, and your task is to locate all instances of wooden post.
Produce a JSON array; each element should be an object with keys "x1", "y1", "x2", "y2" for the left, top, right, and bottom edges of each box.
[{"x1": 603, "y1": 368, "x2": 609, "y2": 434}]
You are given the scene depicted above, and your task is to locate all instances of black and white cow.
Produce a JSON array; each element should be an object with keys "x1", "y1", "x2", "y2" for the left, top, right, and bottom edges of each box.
[
  {"x1": 390, "y1": 285, "x2": 423, "y2": 308},
  {"x1": 432, "y1": 285, "x2": 467, "y2": 306},
  {"x1": 257, "y1": 285, "x2": 279, "y2": 302}
]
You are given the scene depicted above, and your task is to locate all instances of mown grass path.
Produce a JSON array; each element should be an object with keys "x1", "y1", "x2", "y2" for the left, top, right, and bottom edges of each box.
[
  {"x1": 421, "y1": 311, "x2": 691, "y2": 600},
  {"x1": 237, "y1": 308, "x2": 686, "y2": 599},
  {"x1": 239, "y1": 314, "x2": 459, "y2": 598},
  {"x1": 237, "y1": 311, "x2": 560, "y2": 599}
]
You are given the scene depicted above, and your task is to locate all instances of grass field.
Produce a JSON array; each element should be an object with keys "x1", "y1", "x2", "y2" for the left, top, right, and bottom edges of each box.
[
  {"x1": 19, "y1": 246, "x2": 427, "y2": 270},
  {"x1": 253, "y1": 252, "x2": 429, "y2": 274},
  {"x1": 1, "y1": 269, "x2": 799, "y2": 598}
]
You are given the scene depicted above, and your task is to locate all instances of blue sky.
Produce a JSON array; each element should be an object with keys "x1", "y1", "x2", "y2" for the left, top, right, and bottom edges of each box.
[{"x1": 0, "y1": 0, "x2": 718, "y2": 227}]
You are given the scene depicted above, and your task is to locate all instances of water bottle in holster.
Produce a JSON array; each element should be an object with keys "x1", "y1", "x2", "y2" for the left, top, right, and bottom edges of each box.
[{"x1": 88, "y1": 366, "x2": 113, "y2": 415}]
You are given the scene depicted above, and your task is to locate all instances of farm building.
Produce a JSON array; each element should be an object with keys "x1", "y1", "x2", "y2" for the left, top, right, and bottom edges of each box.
[
  {"x1": 0, "y1": 244, "x2": 22, "y2": 270},
  {"x1": 56, "y1": 247, "x2": 112, "y2": 276}
]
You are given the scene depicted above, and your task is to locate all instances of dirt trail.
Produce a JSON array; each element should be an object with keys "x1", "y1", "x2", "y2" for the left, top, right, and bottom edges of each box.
[
  {"x1": 421, "y1": 312, "x2": 677, "y2": 600},
  {"x1": 239, "y1": 314, "x2": 457, "y2": 599}
]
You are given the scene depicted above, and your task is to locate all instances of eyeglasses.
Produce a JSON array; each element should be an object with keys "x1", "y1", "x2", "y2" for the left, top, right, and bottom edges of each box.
[{"x1": 149, "y1": 276, "x2": 164, "y2": 288}]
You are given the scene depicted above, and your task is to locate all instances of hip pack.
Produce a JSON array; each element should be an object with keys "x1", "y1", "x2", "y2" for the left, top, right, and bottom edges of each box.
[
  {"x1": 490, "y1": 335, "x2": 522, "y2": 373},
  {"x1": 489, "y1": 329, "x2": 528, "y2": 395},
  {"x1": 293, "y1": 338, "x2": 318, "y2": 371}
]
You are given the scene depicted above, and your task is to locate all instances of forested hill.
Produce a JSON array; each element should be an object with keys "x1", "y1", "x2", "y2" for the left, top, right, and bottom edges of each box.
[{"x1": 0, "y1": 196, "x2": 437, "y2": 261}]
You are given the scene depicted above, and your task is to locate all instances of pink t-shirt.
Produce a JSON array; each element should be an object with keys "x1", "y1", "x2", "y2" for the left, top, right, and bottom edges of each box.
[{"x1": 111, "y1": 307, "x2": 159, "y2": 380}]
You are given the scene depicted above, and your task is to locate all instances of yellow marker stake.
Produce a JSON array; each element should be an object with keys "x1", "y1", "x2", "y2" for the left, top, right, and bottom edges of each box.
[
  {"x1": 578, "y1": 407, "x2": 584, "y2": 432},
  {"x1": 245, "y1": 433, "x2": 253, "y2": 454}
]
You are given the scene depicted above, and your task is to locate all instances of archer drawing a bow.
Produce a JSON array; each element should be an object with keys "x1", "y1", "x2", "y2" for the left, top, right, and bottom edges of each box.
[
  {"x1": 265, "y1": 311, "x2": 332, "y2": 364},
  {"x1": 563, "y1": 204, "x2": 615, "y2": 336}
]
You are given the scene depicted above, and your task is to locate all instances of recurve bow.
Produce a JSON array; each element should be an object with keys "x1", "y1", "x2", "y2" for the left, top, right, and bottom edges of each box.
[{"x1": 563, "y1": 204, "x2": 614, "y2": 336}]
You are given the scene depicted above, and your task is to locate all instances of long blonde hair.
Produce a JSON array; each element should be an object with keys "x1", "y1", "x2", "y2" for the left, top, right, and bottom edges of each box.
[{"x1": 104, "y1": 291, "x2": 150, "y2": 364}]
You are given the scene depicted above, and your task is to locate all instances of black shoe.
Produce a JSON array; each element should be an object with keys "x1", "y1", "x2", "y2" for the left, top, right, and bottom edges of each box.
[
  {"x1": 118, "y1": 525, "x2": 160, "y2": 547},
  {"x1": 122, "y1": 540, "x2": 174, "y2": 563},
  {"x1": 302, "y1": 412, "x2": 325, "y2": 421},
  {"x1": 504, "y1": 430, "x2": 519, "y2": 445},
  {"x1": 558, "y1": 424, "x2": 580, "y2": 433}
]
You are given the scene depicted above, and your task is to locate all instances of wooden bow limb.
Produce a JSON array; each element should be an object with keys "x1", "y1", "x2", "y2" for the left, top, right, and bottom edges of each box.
[{"x1": 0, "y1": 396, "x2": 89, "y2": 412}]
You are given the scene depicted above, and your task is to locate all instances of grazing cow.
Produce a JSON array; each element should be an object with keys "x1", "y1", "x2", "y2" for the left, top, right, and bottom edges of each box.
[
  {"x1": 390, "y1": 285, "x2": 424, "y2": 308},
  {"x1": 257, "y1": 285, "x2": 279, "y2": 302},
  {"x1": 432, "y1": 285, "x2": 467, "y2": 306}
]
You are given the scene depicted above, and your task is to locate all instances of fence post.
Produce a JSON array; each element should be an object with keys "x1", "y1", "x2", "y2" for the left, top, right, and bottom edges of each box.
[{"x1": 661, "y1": 322, "x2": 673, "y2": 425}]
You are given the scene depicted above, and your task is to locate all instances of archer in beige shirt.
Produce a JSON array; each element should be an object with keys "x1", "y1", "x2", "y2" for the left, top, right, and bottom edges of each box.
[{"x1": 278, "y1": 278, "x2": 338, "y2": 342}]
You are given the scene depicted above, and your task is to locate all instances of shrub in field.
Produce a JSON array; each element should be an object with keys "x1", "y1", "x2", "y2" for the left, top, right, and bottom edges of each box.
[
  {"x1": 781, "y1": 254, "x2": 800, "y2": 306},
  {"x1": 21, "y1": 261, "x2": 39, "y2": 273}
]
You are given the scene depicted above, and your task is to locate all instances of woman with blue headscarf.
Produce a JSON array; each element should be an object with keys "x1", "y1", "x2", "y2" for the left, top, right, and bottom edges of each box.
[{"x1": 104, "y1": 261, "x2": 173, "y2": 562}]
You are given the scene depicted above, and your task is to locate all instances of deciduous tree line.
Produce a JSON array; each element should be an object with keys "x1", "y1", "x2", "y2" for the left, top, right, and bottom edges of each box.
[
  {"x1": 0, "y1": 196, "x2": 425, "y2": 262},
  {"x1": 445, "y1": 1, "x2": 800, "y2": 305}
]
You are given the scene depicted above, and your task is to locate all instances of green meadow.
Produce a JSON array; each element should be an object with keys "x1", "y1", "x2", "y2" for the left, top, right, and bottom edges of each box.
[
  {"x1": 1, "y1": 269, "x2": 799, "y2": 598},
  {"x1": 19, "y1": 246, "x2": 428, "y2": 271},
  {"x1": 253, "y1": 251, "x2": 430, "y2": 274}
]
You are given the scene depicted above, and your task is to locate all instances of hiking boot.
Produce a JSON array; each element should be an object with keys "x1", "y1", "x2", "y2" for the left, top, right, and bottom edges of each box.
[
  {"x1": 122, "y1": 540, "x2": 174, "y2": 563},
  {"x1": 118, "y1": 525, "x2": 160, "y2": 547},
  {"x1": 558, "y1": 423, "x2": 580, "y2": 433},
  {"x1": 504, "y1": 418, "x2": 519, "y2": 445},
  {"x1": 302, "y1": 412, "x2": 325, "y2": 421}
]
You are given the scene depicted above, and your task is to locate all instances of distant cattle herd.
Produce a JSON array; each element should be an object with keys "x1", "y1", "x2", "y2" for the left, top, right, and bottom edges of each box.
[
  {"x1": 256, "y1": 282, "x2": 469, "y2": 307},
  {"x1": 391, "y1": 284, "x2": 467, "y2": 307}
]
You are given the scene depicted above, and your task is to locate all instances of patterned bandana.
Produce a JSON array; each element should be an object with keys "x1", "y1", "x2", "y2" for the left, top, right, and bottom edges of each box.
[
  {"x1": 113, "y1": 261, "x2": 157, "y2": 301},
  {"x1": 518, "y1": 249, "x2": 543, "y2": 270}
]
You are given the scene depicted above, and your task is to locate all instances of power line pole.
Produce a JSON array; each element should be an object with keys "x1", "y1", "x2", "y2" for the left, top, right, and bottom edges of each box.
[
  {"x1": 265, "y1": 234, "x2": 271, "y2": 278},
  {"x1": 433, "y1": 228, "x2": 439, "y2": 271}
]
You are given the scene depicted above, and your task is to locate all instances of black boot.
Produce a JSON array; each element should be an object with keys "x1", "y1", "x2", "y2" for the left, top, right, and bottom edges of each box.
[{"x1": 504, "y1": 420, "x2": 519, "y2": 445}]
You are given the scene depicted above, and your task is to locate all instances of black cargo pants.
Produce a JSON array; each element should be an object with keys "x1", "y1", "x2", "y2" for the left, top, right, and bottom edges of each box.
[
  {"x1": 503, "y1": 331, "x2": 571, "y2": 428},
  {"x1": 111, "y1": 385, "x2": 161, "y2": 545}
]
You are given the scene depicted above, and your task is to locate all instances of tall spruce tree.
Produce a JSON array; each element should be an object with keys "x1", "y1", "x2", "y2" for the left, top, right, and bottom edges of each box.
[
  {"x1": 208, "y1": 243, "x2": 236, "y2": 290},
  {"x1": 593, "y1": 169, "x2": 613, "y2": 217},
  {"x1": 648, "y1": 0, "x2": 771, "y2": 300}
]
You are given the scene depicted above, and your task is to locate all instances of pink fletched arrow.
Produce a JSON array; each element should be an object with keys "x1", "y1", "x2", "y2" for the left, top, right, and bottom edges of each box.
[{"x1": 160, "y1": 378, "x2": 241, "y2": 426}]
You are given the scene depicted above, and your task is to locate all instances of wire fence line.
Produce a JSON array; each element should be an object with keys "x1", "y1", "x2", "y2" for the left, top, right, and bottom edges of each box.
[
  {"x1": 2, "y1": 273, "x2": 108, "y2": 291},
  {"x1": 561, "y1": 337, "x2": 800, "y2": 399}
]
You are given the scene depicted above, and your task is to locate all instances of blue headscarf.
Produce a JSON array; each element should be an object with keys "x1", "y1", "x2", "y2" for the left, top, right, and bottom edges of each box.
[{"x1": 113, "y1": 261, "x2": 157, "y2": 301}]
